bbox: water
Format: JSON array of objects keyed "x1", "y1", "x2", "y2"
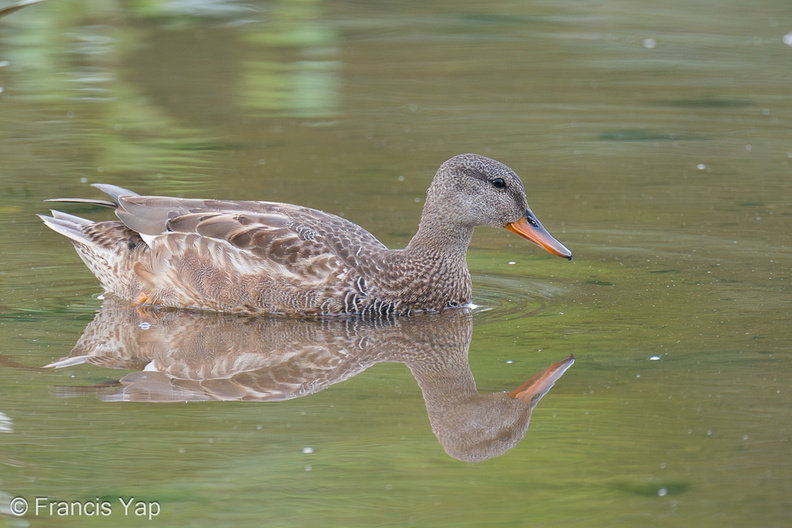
[{"x1": 1, "y1": 0, "x2": 790, "y2": 526}]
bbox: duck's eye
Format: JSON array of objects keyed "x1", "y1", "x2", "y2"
[{"x1": 491, "y1": 178, "x2": 506, "y2": 189}]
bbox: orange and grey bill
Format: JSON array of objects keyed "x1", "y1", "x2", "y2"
[
  {"x1": 508, "y1": 354, "x2": 575, "y2": 406},
  {"x1": 505, "y1": 210, "x2": 572, "y2": 260}
]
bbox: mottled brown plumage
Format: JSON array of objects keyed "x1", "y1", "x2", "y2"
[{"x1": 39, "y1": 154, "x2": 571, "y2": 316}]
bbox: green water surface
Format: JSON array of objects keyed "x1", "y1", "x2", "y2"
[{"x1": 0, "y1": 1, "x2": 790, "y2": 527}]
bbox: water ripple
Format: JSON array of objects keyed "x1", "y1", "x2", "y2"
[{"x1": 472, "y1": 274, "x2": 568, "y2": 324}]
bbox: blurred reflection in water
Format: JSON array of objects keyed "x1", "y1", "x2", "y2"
[{"x1": 46, "y1": 299, "x2": 573, "y2": 462}]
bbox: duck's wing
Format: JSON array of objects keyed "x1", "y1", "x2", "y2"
[
  {"x1": 115, "y1": 195, "x2": 387, "y2": 262},
  {"x1": 112, "y1": 195, "x2": 389, "y2": 313}
]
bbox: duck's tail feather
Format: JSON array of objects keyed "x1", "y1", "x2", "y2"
[
  {"x1": 38, "y1": 211, "x2": 95, "y2": 245},
  {"x1": 39, "y1": 209, "x2": 147, "y2": 300}
]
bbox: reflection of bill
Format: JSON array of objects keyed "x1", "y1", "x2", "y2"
[
  {"x1": 0, "y1": 0, "x2": 48, "y2": 21},
  {"x1": 46, "y1": 299, "x2": 574, "y2": 462}
]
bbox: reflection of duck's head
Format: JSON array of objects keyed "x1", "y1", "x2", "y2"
[
  {"x1": 411, "y1": 354, "x2": 574, "y2": 462},
  {"x1": 46, "y1": 300, "x2": 573, "y2": 461}
]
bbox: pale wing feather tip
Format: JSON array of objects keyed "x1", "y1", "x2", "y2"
[
  {"x1": 91, "y1": 183, "x2": 140, "y2": 202},
  {"x1": 43, "y1": 355, "x2": 92, "y2": 369},
  {"x1": 44, "y1": 197, "x2": 117, "y2": 208}
]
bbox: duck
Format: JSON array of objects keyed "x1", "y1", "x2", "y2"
[{"x1": 39, "y1": 153, "x2": 571, "y2": 316}]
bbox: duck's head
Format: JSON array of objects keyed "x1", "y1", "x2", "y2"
[{"x1": 429, "y1": 154, "x2": 572, "y2": 259}]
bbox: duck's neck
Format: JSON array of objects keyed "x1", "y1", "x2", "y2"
[
  {"x1": 405, "y1": 208, "x2": 474, "y2": 261},
  {"x1": 386, "y1": 209, "x2": 473, "y2": 310}
]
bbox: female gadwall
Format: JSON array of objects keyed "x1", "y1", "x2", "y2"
[{"x1": 40, "y1": 154, "x2": 571, "y2": 316}]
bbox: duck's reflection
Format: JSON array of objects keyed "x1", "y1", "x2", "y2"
[{"x1": 46, "y1": 300, "x2": 573, "y2": 462}]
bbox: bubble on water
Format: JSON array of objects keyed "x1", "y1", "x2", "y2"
[
  {"x1": 696, "y1": 163, "x2": 707, "y2": 170},
  {"x1": 783, "y1": 32, "x2": 792, "y2": 46},
  {"x1": 658, "y1": 488, "x2": 668, "y2": 497},
  {"x1": 302, "y1": 446, "x2": 314, "y2": 454},
  {"x1": 649, "y1": 355, "x2": 661, "y2": 361},
  {"x1": 643, "y1": 38, "x2": 656, "y2": 49}
]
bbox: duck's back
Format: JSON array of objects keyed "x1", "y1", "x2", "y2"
[{"x1": 113, "y1": 195, "x2": 400, "y2": 315}]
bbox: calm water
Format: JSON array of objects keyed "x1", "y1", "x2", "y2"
[{"x1": 1, "y1": 0, "x2": 790, "y2": 526}]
